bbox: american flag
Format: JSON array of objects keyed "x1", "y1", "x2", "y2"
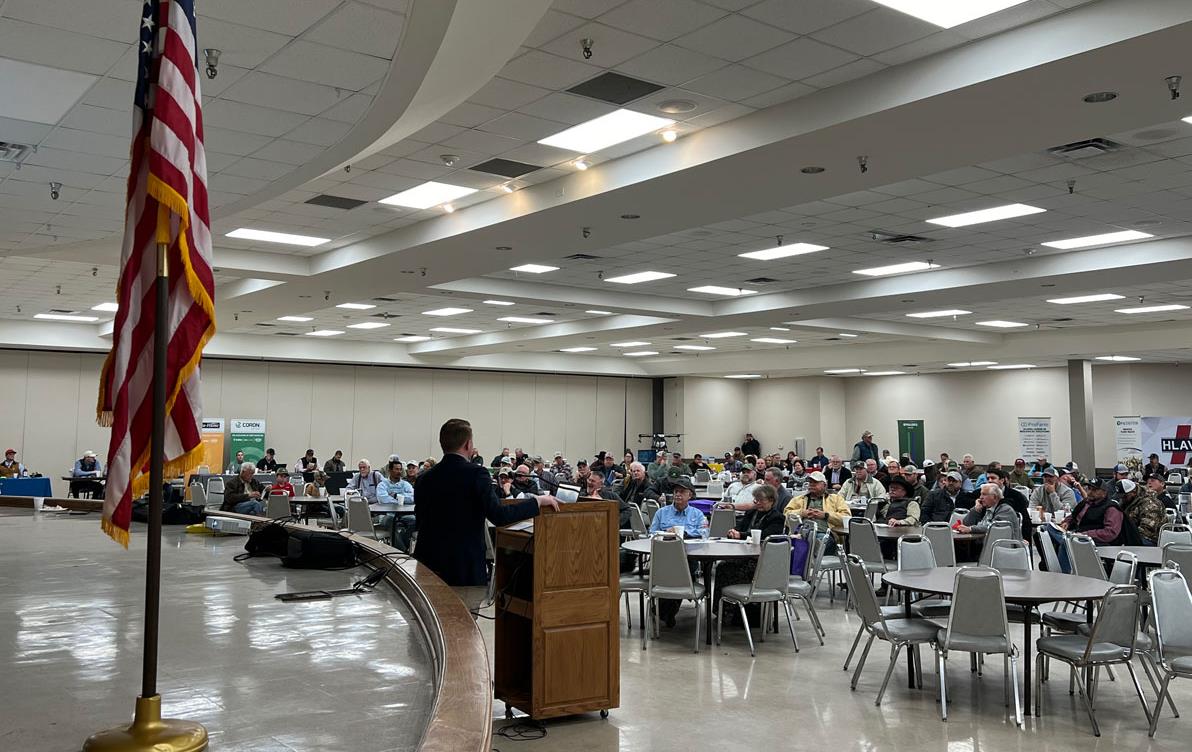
[{"x1": 98, "y1": 0, "x2": 215, "y2": 546}]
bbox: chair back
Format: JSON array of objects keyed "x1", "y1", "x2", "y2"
[
  {"x1": 265, "y1": 495, "x2": 290, "y2": 520},
  {"x1": 648, "y1": 535, "x2": 695, "y2": 597},
  {"x1": 709, "y1": 508, "x2": 735, "y2": 538},
  {"x1": 1107, "y1": 550, "x2": 1138, "y2": 585},
  {"x1": 190, "y1": 483, "x2": 208, "y2": 509},
  {"x1": 896, "y1": 534, "x2": 936, "y2": 570},
  {"x1": 694, "y1": 469, "x2": 711, "y2": 483},
  {"x1": 948, "y1": 509, "x2": 968, "y2": 526},
  {"x1": 629, "y1": 506, "x2": 649, "y2": 538},
  {"x1": 643, "y1": 500, "x2": 661, "y2": 524},
  {"x1": 843, "y1": 554, "x2": 886, "y2": 630},
  {"x1": 863, "y1": 499, "x2": 879, "y2": 521},
  {"x1": 803, "y1": 531, "x2": 826, "y2": 581},
  {"x1": 208, "y1": 476, "x2": 225, "y2": 493},
  {"x1": 1066, "y1": 533, "x2": 1106, "y2": 580},
  {"x1": 344, "y1": 497, "x2": 373, "y2": 533},
  {"x1": 1034, "y1": 525, "x2": 1062, "y2": 572},
  {"x1": 847, "y1": 517, "x2": 884, "y2": 566},
  {"x1": 751, "y1": 536, "x2": 792, "y2": 594},
  {"x1": 989, "y1": 539, "x2": 1032, "y2": 571},
  {"x1": 784, "y1": 512, "x2": 802, "y2": 534},
  {"x1": 1167, "y1": 472, "x2": 1184, "y2": 485},
  {"x1": 1149, "y1": 567, "x2": 1192, "y2": 660},
  {"x1": 705, "y1": 480, "x2": 724, "y2": 498},
  {"x1": 1161, "y1": 542, "x2": 1192, "y2": 573},
  {"x1": 943, "y1": 566, "x2": 1011, "y2": 651},
  {"x1": 922, "y1": 522, "x2": 956, "y2": 567},
  {"x1": 483, "y1": 521, "x2": 495, "y2": 562},
  {"x1": 978, "y1": 520, "x2": 1015, "y2": 566},
  {"x1": 1085, "y1": 585, "x2": 1141, "y2": 658},
  {"x1": 1158, "y1": 523, "x2": 1192, "y2": 549}
]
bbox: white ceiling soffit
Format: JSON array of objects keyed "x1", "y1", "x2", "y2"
[
  {"x1": 0, "y1": 57, "x2": 96, "y2": 124},
  {"x1": 232, "y1": 0, "x2": 1192, "y2": 322}
]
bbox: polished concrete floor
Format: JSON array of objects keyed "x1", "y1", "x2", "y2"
[{"x1": 0, "y1": 509, "x2": 433, "y2": 752}]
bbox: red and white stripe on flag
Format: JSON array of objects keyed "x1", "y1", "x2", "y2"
[{"x1": 99, "y1": 0, "x2": 215, "y2": 547}]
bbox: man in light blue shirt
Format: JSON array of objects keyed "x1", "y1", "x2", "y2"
[
  {"x1": 377, "y1": 461, "x2": 416, "y2": 552},
  {"x1": 648, "y1": 478, "x2": 708, "y2": 539}
]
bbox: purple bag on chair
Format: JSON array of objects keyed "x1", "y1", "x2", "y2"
[{"x1": 789, "y1": 535, "x2": 810, "y2": 577}]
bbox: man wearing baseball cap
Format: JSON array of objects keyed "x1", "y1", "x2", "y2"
[
  {"x1": 70, "y1": 449, "x2": 104, "y2": 498},
  {"x1": 1145, "y1": 473, "x2": 1176, "y2": 510},
  {"x1": 1050, "y1": 478, "x2": 1142, "y2": 570},
  {"x1": 0, "y1": 448, "x2": 26, "y2": 478},
  {"x1": 922, "y1": 470, "x2": 964, "y2": 523},
  {"x1": 841, "y1": 461, "x2": 884, "y2": 502},
  {"x1": 784, "y1": 470, "x2": 850, "y2": 554},
  {"x1": 1029, "y1": 467, "x2": 1075, "y2": 516},
  {"x1": 1118, "y1": 478, "x2": 1167, "y2": 545}
]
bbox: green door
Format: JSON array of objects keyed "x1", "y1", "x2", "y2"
[{"x1": 897, "y1": 419, "x2": 925, "y2": 466}]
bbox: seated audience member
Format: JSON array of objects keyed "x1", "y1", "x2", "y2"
[
  {"x1": 646, "y1": 452, "x2": 670, "y2": 484},
  {"x1": 495, "y1": 468, "x2": 516, "y2": 499},
  {"x1": 725, "y1": 464, "x2": 761, "y2": 510},
  {"x1": 808, "y1": 447, "x2": 829, "y2": 469},
  {"x1": 295, "y1": 449, "x2": 318, "y2": 475},
  {"x1": 922, "y1": 470, "x2": 964, "y2": 523},
  {"x1": 877, "y1": 477, "x2": 921, "y2": 527},
  {"x1": 221, "y1": 463, "x2": 266, "y2": 515},
  {"x1": 904, "y1": 465, "x2": 929, "y2": 504},
  {"x1": 649, "y1": 477, "x2": 707, "y2": 627},
  {"x1": 225, "y1": 450, "x2": 246, "y2": 474},
  {"x1": 549, "y1": 453, "x2": 572, "y2": 483},
  {"x1": 1059, "y1": 472, "x2": 1083, "y2": 504},
  {"x1": 982, "y1": 467, "x2": 1031, "y2": 539},
  {"x1": 823, "y1": 454, "x2": 851, "y2": 490},
  {"x1": 1048, "y1": 479, "x2": 1142, "y2": 570},
  {"x1": 741, "y1": 433, "x2": 761, "y2": 457},
  {"x1": 528, "y1": 456, "x2": 551, "y2": 489},
  {"x1": 1147, "y1": 473, "x2": 1176, "y2": 509},
  {"x1": 1111, "y1": 463, "x2": 1131, "y2": 486},
  {"x1": 1118, "y1": 479, "x2": 1167, "y2": 545},
  {"x1": 956, "y1": 483, "x2": 1021, "y2": 540},
  {"x1": 842, "y1": 462, "x2": 886, "y2": 502},
  {"x1": 584, "y1": 469, "x2": 622, "y2": 503},
  {"x1": 1028, "y1": 455, "x2": 1052, "y2": 478},
  {"x1": 939, "y1": 451, "x2": 951, "y2": 467},
  {"x1": 70, "y1": 450, "x2": 104, "y2": 498},
  {"x1": 323, "y1": 449, "x2": 346, "y2": 474},
  {"x1": 787, "y1": 459, "x2": 809, "y2": 485},
  {"x1": 959, "y1": 454, "x2": 980, "y2": 492},
  {"x1": 922, "y1": 459, "x2": 938, "y2": 490},
  {"x1": 620, "y1": 462, "x2": 660, "y2": 506},
  {"x1": 573, "y1": 459, "x2": 593, "y2": 487},
  {"x1": 405, "y1": 462, "x2": 420, "y2": 481},
  {"x1": 716, "y1": 484, "x2": 786, "y2": 624},
  {"x1": 763, "y1": 467, "x2": 793, "y2": 507},
  {"x1": 1143, "y1": 453, "x2": 1168, "y2": 481},
  {"x1": 784, "y1": 471, "x2": 849, "y2": 554},
  {"x1": 975, "y1": 460, "x2": 1002, "y2": 487},
  {"x1": 722, "y1": 451, "x2": 742, "y2": 473},
  {"x1": 490, "y1": 448, "x2": 511, "y2": 467},
  {"x1": 689, "y1": 453, "x2": 711, "y2": 473},
  {"x1": 269, "y1": 469, "x2": 295, "y2": 498},
  {"x1": 513, "y1": 448, "x2": 527, "y2": 466},
  {"x1": 599, "y1": 453, "x2": 621, "y2": 486},
  {"x1": 1008, "y1": 458, "x2": 1034, "y2": 489},
  {"x1": 875, "y1": 459, "x2": 897, "y2": 489},
  {"x1": 507, "y1": 464, "x2": 539, "y2": 496},
  {"x1": 256, "y1": 448, "x2": 279, "y2": 472},
  {"x1": 1030, "y1": 467, "x2": 1075, "y2": 516},
  {"x1": 302, "y1": 470, "x2": 327, "y2": 497},
  {"x1": 378, "y1": 461, "x2": 414, "y2": 503},
  {"x1": 346, "y1": 459, "x2": 383, "y2": 502}
]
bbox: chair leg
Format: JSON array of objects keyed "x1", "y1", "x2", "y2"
[
  {"x1": 1124, "y1": 661, "x2": 1151, "y2": 724},
  {"x1": 693, "y1": 598, "x2": 702, "y2": 654},
  {"x1": 1075, "y1": 665, "x2": 1101, "y2": 737},
  {"x1": 782, "y1": 599, "x2": 799, "y2": 653},
  {"x1": 624, "y1": 592, "x2": 632, "y2": 633},
  {"x1": 843, "y1": 622, "x2": 865, "y2": 670},
  {"x1": 1009, "y1": 651, "x2": 1023, "y2": 727},
  {"x1": 759, "y1": 603, "x2": 767, "y2": 642},
  {"x1": 851, "y1": 634, "x2": 875, "y2": 690},
  {"x1": 802, "y1": 598, "x2": 825, "y2": 645},
  {"x1": 641, "y1": 598, "x2": 650, "y2": 651},
  {"x1": 1003, "y1": 654, "x2": 1010, "y2": 708},
  {"x1": 1034, "y1": 652, "x2": 1044, "y2": 718},
  {"x1": 1141, "y1": 652, "x2": 1180, "y2": 718},
  {"x1": 715, "y1": 599, "x2": 724, "y2": 646},
  {"x1": 939, "y1": 650, "x2": 948, "y2": 721},
  {"x1": 1150, "y1": 674, "x2": 1174, "y2": 737},
  {"x1": 876, "y1": 643, "x2": 904, "y2": 706},
  {"x1": 738, "y1": 602, "x2": 755, "y2": 657}
]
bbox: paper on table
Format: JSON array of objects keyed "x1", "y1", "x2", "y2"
[{"x1": 506, "y1": 520, "x2": 534, "y2": 533}]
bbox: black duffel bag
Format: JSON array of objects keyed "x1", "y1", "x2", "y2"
[{"x1": 283, "y1": 527, "x2": 356, "y2": 569}]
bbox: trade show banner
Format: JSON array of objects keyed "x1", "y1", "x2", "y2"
[
  {"x1": 198, "y1": 418, "x2": 225, "y2": 471},
  {"x1": 1017, "y1": 417, "x2": 1052, "y2": 459},
  {"x1": 1114, "y1": 416, "x2": 1142, "y2": 461},
  {"x1": 897, "y1": 419, "x2": 925, "y2": 465},
  {"x1": 229, "y1": 419, "x2": 266, "y2": 464},
  {"x1": 1140, "y1": 416, "x2": 1192, "y2": 467}
]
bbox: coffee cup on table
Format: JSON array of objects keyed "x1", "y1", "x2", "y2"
[
  {"x1": 672, "y1": 525, "x2": 685, "y2": 539},
  {"x1": 33, "y1": 497, "x2": 44, "y2": 512},
  {"x1": 749, "y1": 529, "x2": 762, "y2": 545}
]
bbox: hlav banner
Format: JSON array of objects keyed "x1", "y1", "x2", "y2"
[{"x1": 1139, "y1": 417, "x2": 1192, "y2": 467}]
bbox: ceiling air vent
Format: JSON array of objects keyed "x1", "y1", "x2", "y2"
[
  {"x1": 47, "y1": 308, "x2": 79, "y2": 315},
  {"x1": 1046, "y1": 138, "x2": 1124, "y2": 160},
  {"x1": 370, "y1": 312, "x2": 398, "y2": 318},
  {"x1": 255, "y1": 322, "x2": 276, "y2": 327},
  {"x1": 670, "y1": 337, "x2": 694, "y2": 341},
  {"x1": 568, "y1": 72, "x2": 664, "y2": 105},
  {"x1": 869, "y1": 230, "x2": 934, "y2": 244},
  {"x1": 469, "y1": 158, "x2": 542, "y2": 178},
  {"x1": 746, "y1": 276, "x2": 778, "y2": 284},
  {"x1": 305, "y1": 194, "x2": 367, "y2": 210},
  {"x1": 371, "y1": 296, "x2": 399, "y2": 302},
  {"x1": 275, "y1": 331, "x2": 300, "y2": 336},
  {"x1": 564, "y1": 253, "x2": 601, "y2": 260},
  {"x1": 0, "y1": 141, "x2": 35, "y2": 166}
]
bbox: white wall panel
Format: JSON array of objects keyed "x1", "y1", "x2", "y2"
[
  {"x1": 264, "y1": 362, "x2": 315, "y2": 466},
  {"x1": 394, "y1": 369, "x2": 433, "y2": 462},
  {"x1": 309, "y1": 364, "x2": 357, "y2": 464},
  {"x1": 465, "y1": 372, "x2": 503, "y2": 463},
  {"x1": 353, "y1": 366, "x2": 397, "y2": 467},
  {"x1": 499, "y1": 373, "x2": 536, "y2": 454},
  {"x1": 624, "y1": 378, "x2": 654, "y2": 457},
  {"x1": 532, "y1": 375, "x2": 567, "y2": 462},
  {"x1": 595, "y1": 377, "x2": 628, "y2": 457},
  {"x1": 563, "y1": 375, "x2": 596, "y2": 462}
]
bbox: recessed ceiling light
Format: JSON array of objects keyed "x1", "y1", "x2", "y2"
[
  {"x1": 1183, "y1": 116, "x2": 1192, "y2": 125},
  {"x1": 34, "y1": 313, "x2": 98, "y2": 322},
  {"x1": 585, "y1": 309, "x2": 612, "y2": 315},
  {"x1": 658, "y1": 99, "x2": 697, "y2": 114},
  {"x1": 853, "y1": 261, "x2": 939, "y2": 276},
  {"x1": 573, "y1": 158, "x2": 590, "y2": 170},
  {"x1": 347, "y1": 322, "x2": 390, "y2": 329},
  {"x1": 871, "y1": 1, "x2": 1030, "y2": 28},
  {"x1": 1115, "y1": 304, "x2": 1189, "y2": 314},
  {"x1": 1041, "y1": 230, "x2": 1153, "y2": 249},
  {"x1": 660, "y1": 129, "x2": 678, "y2": 143},
  {"x1": 688, "y1": 285, "x2": 758, "y2": 296},
  {"x1": 277, "y1": 315, "x2": 313, "y2": 322},
  {"x1": 423, "y1": 307, "x2": 473, "y2": 316},
  {"x1": 500, "y1": 184, "x2": 515, "y2": 194},
  {"x1": 395, "y1": 335, "x2": 431, "y2": 342},
  {"x1": 1047, "y1": 293, "x2": 1124, "y2": 305},
  {"x1": 560, "y1": 346, "x2": 597, "y2": 353},
  {"x1": 800, "y1": 166, "x2": 825, "y2": 174},
  {"x1": 336, "y1": 302, "x2": 376, "y2": 310},
  {"x1": 225, "y1": 228, "x2": 329, "y2": 247},
  {"x1": 769, "y1": 326, "x2": 791, "y2": 331},
  {"x1": 429, "y1": 327, "x2": 482, "y2": 334},
  {"x1": 987, "y1": 364, "x2": 1036, "y2": 370},
  {"x1": 751, "y1": 337, "x2": 796, "y2": 344},
  {"x1": 483, "y1": 300, "x2": 515, "y2": 306},
  {"x1": 837, "y1": 333, "x2": 859, "y2": 338},
  {"x1": 305, "y1": 330, "x2": 344, "y2": 337},
  {"x1": 906, "y1": 309, "x2": 971, "y2": 318},
  {"x1": 442, "y1": 203, "x2": 455, "y2": 213},
  {"x1": 724, "y1": 374, "x2": 762, "y2": 379},
  {"x1": 1083, "y1": 91, "x2": 1118, "y2": 103},
  {"x1": 379, "y1": 181, "x2": 477, "y2": 209},
  {"x1": 926, "y1": 203, "x2": 1045, "y2": 228},
  {"x1": 91, "y1": 302, "x2": 119, "y2": 312},
  {"x1": 495, "y1": 246, "x2": 513, "y2": 251},
  {"x1": 738, "y1": 242, "x2": 829, "y2": 261},
  {"x1": 1095, "y1": 355, "x2": 1141, "y2": 362},
  {"x1": 510, "y1": 263, "x2": 559, "y2": 274},
  {"x1": 825, "y1": 368, "x2": 864, "y2": 374},
  {"x1": 623, "y1": 350, "x2": 658, "y2": 357},
  {"x1": 864, "y1": 371, "x2": 907, "y2": 376},
  {"x1": 700, "y1": 331, "x2": 748, "y2": 339},
  {"x1": 539, "y1": 108, "x2": 676, "y2": 153},
  {"x1": 674, "y1": 345, "x2": 715, "y2": 351},
  {"x1": 620, "y1": 213, "x2": 641, "y2": 220},
  {"x1": 605, "y1": 271, "x2": 675, "y2": 284},
  {"x1": 499, "y1": 316, "x2": 554, "y2": 324},
  {"x1": 947, "y1": 361, "x2": 998, "y2": 367},
  {"x1": 611, "y1": 341, "x2": 651, "y2": 347},
  {"x1": 976, "y1": 320, "x2": 1029, "y2": 328}
]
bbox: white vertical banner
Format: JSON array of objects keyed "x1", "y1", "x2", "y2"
[
  {"x1": 1114, "y1": 416, "x2": 1142, "y2": 461},
  {"x1": 1017, "y1": 417, "x2": 1052, "y2": 459}
]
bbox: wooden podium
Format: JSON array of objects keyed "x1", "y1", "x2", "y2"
[{"x1": 493, "y1": 499, "x2": 620, "y2": 720}]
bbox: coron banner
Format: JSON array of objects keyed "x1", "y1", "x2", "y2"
[
  {"x1": 1139, "y1": 417, "x2": 1192, "y2": 467},
  {"x1": 229, "y1": 419, "x2": 266, "y2": 464}
]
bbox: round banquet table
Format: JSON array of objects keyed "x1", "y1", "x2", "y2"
[
  {"x1": 1096, "y1": 545, "x2": 1164, "y2": 568},
  {"x1": 622, "y1": 537, "x2": 760, "y2": 644},
  {"x1": 835, "y1": 523, "x2": 985, "y2": 541},
  {"x1": 883, "y1": 567, "x2": 1112, "y2": 708}
]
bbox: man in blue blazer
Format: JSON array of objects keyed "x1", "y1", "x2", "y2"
[{"x1": 414, "y1": 418, "x2": 558, "y2": 588}]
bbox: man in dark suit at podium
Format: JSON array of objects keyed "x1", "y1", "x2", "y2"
[{"x1": 414, "y1": 418, "x2": 559, "y2": 601}]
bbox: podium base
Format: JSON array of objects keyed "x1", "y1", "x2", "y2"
[{"x1": 83, "y1": 695, "x2": 208, "y2": 752}]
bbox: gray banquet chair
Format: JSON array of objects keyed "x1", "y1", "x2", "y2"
[
  {"x1": 978, "y1": 520, "x2": 1015, "y2": 566},
  {"x1": 709, "y1": 508, "x2": 735, "y2": 538},
  {"x1": 787, "y1": 531, "x2": 825, "y2": 646},
  {"x1": 922, "y1": 521, "x2": 956, "y2": 567},
  {"x1": 1158, "y1": 523, "x2": 1192, "y2": 549},
  {"x1": 644, "y1": 535, "x2": 705, "y2": 653},
  {"x1": 1147, "y1": 567, "x2": 1192, "y2": 737},
  {"x1": 988, "y1": 539, "x2": 1032, "y2": 572},
  {"x1": 717, "y1": 536, "x2": 797, "y2": 656},
  {"x1": 1161, "y1": 542, "x2": 1192, "y2": 573}
]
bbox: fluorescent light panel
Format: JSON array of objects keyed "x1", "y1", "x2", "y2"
[
  {"x1": 347, "y1": 322, "x2": 389, "y2": 329},
  {"x1": 422, "y1": 307, "x2": 473, "y2": 316},
  {"x1": 976, "y1": 320, "x2": 1028, "y2": 328},
  {"x1": 336, "y1": 302, "x2": 375, "y2": 310},
  {"x1": 864, "y1": 371, "x2": 906, "y2": 376},
  {"x1": 906, "y1": 309, "x2": 970, "y2": 318},
  {"x1": 947, "y1": 361, "x2": 998, "y2": 367},
  {"x1": 483, "y1": 300, "x2": 515, "y2": 306},
  {"x1": 510, "y1": 264, "x2": 558, "y2": 274},
  {"x1": 395, "y1": 335, "x2": 430, "y2": 342},
  {"x1": 872, "y1": 1, "x2": 1031, "y2": 29},
  {"x1": 1041, "y1": 230, "x2": 1152, "y2": 250},
  {"x1": 305, "y1": 330, "x2": 343, "y2": 337},
  {"x1": 538, "y1": 109, "x2": 675, "y2": 153},
  {"x1": 379, "y1": 181, "x2": 476, "y2": 209},
  {"x1": 853, "y1": 261, "x2": 939, "y2": 277},
  {"x1": 623, "y1": 350, "x2": 658, "y2": 357},
  {"x1": 1096, "y1": 355, "x2": 1141, "y2": 362},
  {"x1": 738, "y1": 242, "x2": 828, "y2": 261},
  {"x1": 674, "y1": 345, "x2": 715, "y2": 351},
  {"x1": 610, "y1": 341, "x2": 650, "y2": 347},
  {"x1": 34, "y1": 313, "x2": 97, "y2": 322},
  {"x1": 688, "y1": 286, "x2": 757, "y2": 296},
  {"x1": 226, "y1": 228, "x2": 329, "y2": 246},
  {"x1": 837, "y1": 333, "x2": 859, "y2": 338},
  {"x1": 91, "y1": 302, "x2": 119, "y2": 312},
  {"x1": 499, "y1": 316, "x2": 554, "y2": 324},
  {"x1": 605, "y1": 271, "x2": 675, "y2": 284},
  {"x1": 751, "y1": 337, "x2": 795, "y2": 344},
  {"x1": 988, "y1": 364, "x2": 1036, "y2": 370},
  {"x1": 724, "y1": 374, "x2": 762, "y2": 379},
  {"x1": 770, "y1": 327, "x2": 791, "y2": 331},
  {"x1": 277, "y1": 315, "x2": 313, "y2": 322},
  {"x1": 927, "y1": 203, "x2": 1044, "y2": 227},
  {"x1": 699, "y1": 331, "x2": 748, "y2": 339},
  {"x1": 825, "y1": 368, "x2": 864, "y2": 374},
  {"x1": 1115, "y1": 304, "x2": 1189, "y2": 314},
  {"x1": 429, "y1": 327, "x2": 482, "y2": 334},
  {"x1": 585, "y1": 309, "x2": 611, "y2": 315},
  {"x1": 559, "y1": 346, "x2": 597, "y2": 353},
  {"x1": 1047, "y1": 293, "x2": 1124, "y2": 305}
]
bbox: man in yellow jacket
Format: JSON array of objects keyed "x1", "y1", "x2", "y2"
[{"x1": 784, "y1": 471, "x2": 851, "y2": 554}]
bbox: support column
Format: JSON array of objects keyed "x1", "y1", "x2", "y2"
[
  {"x1": 652, "y1": 378, "x2": 664, "y2": 435},
  {"x1": 1068, "y1": 359, "x2": 1095, "y2": 472}
]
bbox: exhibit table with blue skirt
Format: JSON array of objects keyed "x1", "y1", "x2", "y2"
[{"x1": 0, "y1": 477, "x2": 54, "y2": 497}]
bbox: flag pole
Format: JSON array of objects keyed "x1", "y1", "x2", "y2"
[{"x1": 83, "y1": 244, "x2": 208, "y2": 752}]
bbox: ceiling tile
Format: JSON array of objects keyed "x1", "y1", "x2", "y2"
[
  {"x1": 321, "y1": 93, "x2": 374, "y2": 124},
  {"x1": 950, "y1": 0, "x2": 1062, "y2": 39},
  {"x1": 499, "y1": 142, "x2": 578, "y2": 168},
  {"x1": 478, "y1": 112, "x2": 569, "y2": 141},
  {"x1": 199, "y1": 0, "x2": 340, "y2": 36},
  {"x1": 57, "y1": 103, "x2": 130, "y2": 137},
  {"x1": 627, "y1": 87, "x2": 731, "y2": 120},
  {"x1": 672, "y1": 13, "x2": 795, "y2": 63},
  {"x1": 440, "y1": 102, "x2": 507, "y2": 128},
  {"x1": 261, "y1": 40, "x2": 390, "y2": 90},
  {"x1": 192, "y1": 17, "x2": 293, "y2": 68},
  {"x1": 500, "y1": 50, "x2": 603, "y2": 90},
  {"x1": 616, "y1": 44, "x2": 727, "y2": 87},
  {"x1": 252, "y1": 139, "x2": 324, "y2": 165},
  {"x1": 683, "y1": 64, "x2": 788, "y2": 102},
  {"x1": 40, "y1": 128, "x2": 129, "y2": 159},
  {"x1": 0, "y1": 18, "x2": 128, "y2": 74},
  {"x1": 304, "y1": 2, "x2": 405, "y2": 58},
  {"x1": 540, "y1": 22, "x2": 658, "y2": 67},
  {"x1": 811, "y1": 8, "x2": 937, "y2": 57},
  {"x1": 801, "y1": 58, "x2": 886, "y2": 89},
  {"x1": 871, "y1": 30, "x2": 968, "y2": 66},
  {"x1": 468, "y1": 77, "x2": 551, "y2": 110},
  {"x1": 742, "y1": 0, "x2": 872, "y2": 34},
  {"x1": 221, "y1": 157, "x2": 294, "y2": 181},
  {"x1": 518, "y1": 92, "x2": 618, "y2": 125},
  {"x1": 200, "y1": 127, "x2": 274, "y2": 156},
  {"x1": 740, "y1": 81, "x2": 817, "y2": 109},
  {"x1": 1, "y1": 0, "x2": 137, "y2": 42},
  {"x1": 549, "y1": 0, "x2": 628, "y2": 18},
  {"x1": 205, "y1": 99, "x2": 310, "y2": 138},
  {"x1": 524, "y1": 9, "x2": 587, "y2": 47},
  {"x1": 600, "y1": 0, "x2": 727, "y2": 40},
  {"x1": 222, "y1": 71, "x2": 348, "y2": 117},
  {"x1": 744, "y1": 37, "x2": 857, "y2": 80},
  {"x1": 285, "y1": 117, "x2": 352, "y2": 146},
  {"x1": 441, "y1": 128, "x2": 524, "y2": 155},
  {"x1": 0, "y1": 115, "x2": 53, "y2": 143}
]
